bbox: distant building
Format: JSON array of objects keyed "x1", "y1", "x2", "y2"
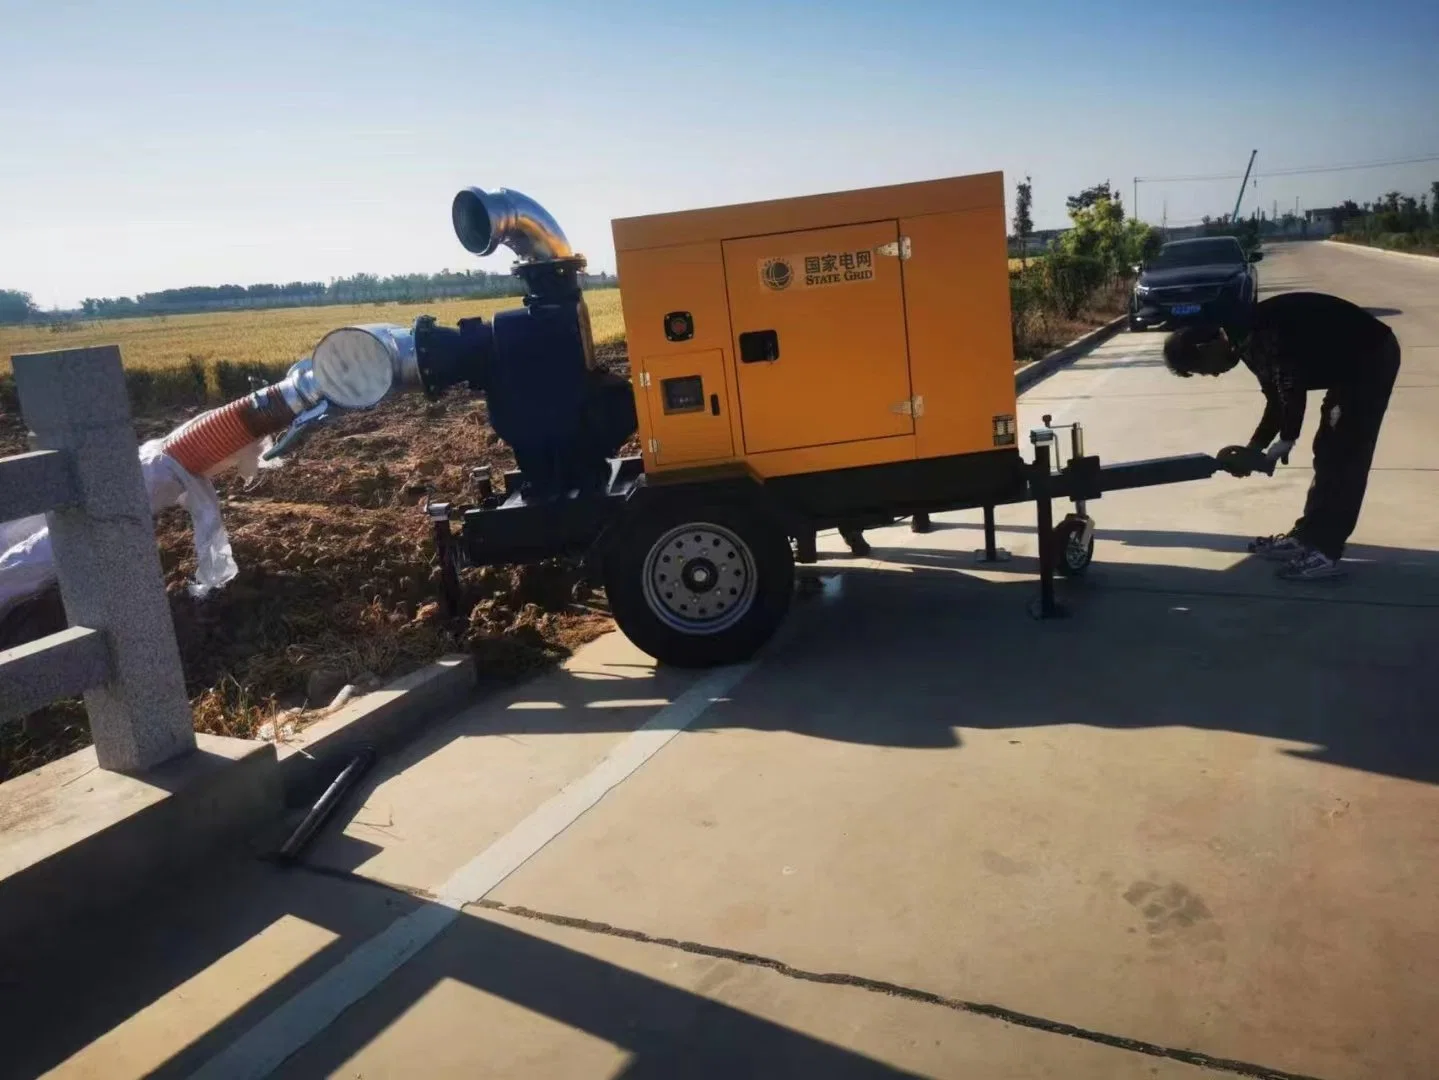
[{"x1": 1302, "y1": 208, "x2": 1344, "y2": 236}]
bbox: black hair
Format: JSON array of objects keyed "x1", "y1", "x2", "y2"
[{"x1": 1162, "y1": 323, "x2": 1227, "y2": 377}]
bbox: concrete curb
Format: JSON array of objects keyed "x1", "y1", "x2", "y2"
[
  {"x1": 0, "y1": 733, "x2": 278, "y2": 948},
  {"x1": 1322, "y1": 239, "x2": 1439, "y2": 267},
  {"x1": 275, "y1": 653, "x2": 478, "y2": 803},
  {"x1": 1014, "y1": 313, "x2": 1130, "y2": 394}
]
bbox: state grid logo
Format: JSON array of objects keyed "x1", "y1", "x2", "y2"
[{"x1": 759, "y1": 257, "x2": 793, "y2": 291}]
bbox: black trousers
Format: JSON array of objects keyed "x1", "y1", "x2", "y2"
[{"x1": 1293, "y1": 333, "x2": 1400, "y2": 559}]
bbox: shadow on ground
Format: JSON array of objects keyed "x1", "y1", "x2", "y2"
[
  {"x1": 0, "y1": 855, "x2": 925, "y2": 1080},
  {"x1": 344, "y1": 521, "x2": 1439, "y2": 784},
  {"x1": 327, "y1": 522, "x2": 1436, "y2": 800}
]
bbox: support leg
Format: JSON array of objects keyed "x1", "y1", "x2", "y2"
[
  {"x1": 794, "y1": 530, "x2": 818, "y2": 564},
  {"x1": 973, "y1": 504, "x2": 1012, "y2": 562},
  {"x1": 429, "y1": 505, "x2": 462, "y2": 618},
  {"x1": 1028, "y1": 446, "x2": 1067, "y2": 619}
]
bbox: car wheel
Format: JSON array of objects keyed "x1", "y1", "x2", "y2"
[{"x1": 604, "y1": 494, "x2": 794, "y2": 668}]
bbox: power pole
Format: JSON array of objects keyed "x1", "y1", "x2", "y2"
[
  {"x1": 1134, "y1": 177, "x2": 1139, "y2": 223},
  {"x1": 1231, "y1": 149, "x2": 1258, "y2": 223}
]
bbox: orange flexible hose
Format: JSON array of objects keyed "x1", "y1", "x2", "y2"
[{"x1": 162, "y1": 386, "x2": 295, "y2": 476}]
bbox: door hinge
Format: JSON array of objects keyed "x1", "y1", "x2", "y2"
[
  {"x1": 638, "y1": 372, "x2": 652, "y2": 388},
  {"x1": 647, "y1": 438, "x2": 660, "y2": 454},
  {"x1": 877, "y1": 237, "x2": 912, "y2": 260},
  {"x1": 891, "y1": 395, "x2": 924, "y2": 417}
]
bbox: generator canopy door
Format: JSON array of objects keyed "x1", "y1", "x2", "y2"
[
  {"x1": 722, "y1": 220, "x2": 914, "y2": 455},
  {"x1": 637, "y1": 349, "x2": 735, "y2": 466}
]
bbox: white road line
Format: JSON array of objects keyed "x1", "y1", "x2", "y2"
[{"x1": 189, "y1": 660, "x2": 762, "y2": 1080}]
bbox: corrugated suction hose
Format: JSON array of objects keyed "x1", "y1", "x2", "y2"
[{"x1": 162, "y1": 386, "x2": 296, "y2": 477}]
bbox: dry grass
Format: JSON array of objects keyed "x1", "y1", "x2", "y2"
[{"x1": 0, "y1": 289, "x2": 625, "y2": 377}]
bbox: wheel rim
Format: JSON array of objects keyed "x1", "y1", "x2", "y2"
[
  {"x1": 641, "y1": 522, "x2": 758, "y2": 634},
  {"x1": 1064, "y1": 530, "x2": 1091, "y2": 569}
]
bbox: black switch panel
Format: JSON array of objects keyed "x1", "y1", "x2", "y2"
[
  {"x1": 739, "y1": 329, "x2": 779, "y2": 363},
  {"x1": 661, "y1": 375, "x2": 705, "y2": 414},
  {"x1": 664, "y1": 311, "x2": 694, "y2": 342}
]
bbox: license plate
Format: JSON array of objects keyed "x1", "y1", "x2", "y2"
[{"x1": 1171, "y1": 303, "x2": 1202, "y2": 316}]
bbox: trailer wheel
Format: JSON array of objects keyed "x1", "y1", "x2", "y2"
[
  {"x1": 1052, "y1": 516, "x2": 1095, "y2": 577},
  {"x1": 604, "y1": 497, "x2": 794, "y2": 668}
]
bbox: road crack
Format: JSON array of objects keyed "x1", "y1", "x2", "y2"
[{"x1": 474, "y1": 898, "x2": 1328, "y2": 1080}]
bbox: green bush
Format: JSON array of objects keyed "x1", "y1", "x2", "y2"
[
  {"x1": 1008, "y1": 269, "x2": 1045, "y2": 355},
  {"x1": 1041, "y1": 255, "x2": 1109, "y2": 318}
]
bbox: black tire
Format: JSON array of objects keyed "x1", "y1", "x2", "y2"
[
  {"x1": 910, "y1": 513, "x2": 932, "y2": 534},
  {"x1": 603, "y1": 494, "x2": 794, "y2": 668},
  {"x1": 1052, "y1": 516, "x2": 1095, "y2": 577}
]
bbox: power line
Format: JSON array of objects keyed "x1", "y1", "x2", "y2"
[{"x1": 1136, "y1": 152, "x2": 1439, "y2": 184}]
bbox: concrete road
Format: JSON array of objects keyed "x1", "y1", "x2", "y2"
[{"x1": 7, "y1": 241, "x2": 1437, "y2": 1080}]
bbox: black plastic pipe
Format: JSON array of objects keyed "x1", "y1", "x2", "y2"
[{"x1": 276, "y1": 747, "x2": 376, "y2": 864}]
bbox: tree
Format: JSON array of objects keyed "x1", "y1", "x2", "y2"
[
  {"x1": 1065, "y1": 181, "x2": 1126, "y2": 221},
  {"x1": 1057, "y1": 188, "x2": 1154, "y2": 274},
  {"x1": 1432, "y1": 181, "x2": 1439, "y2": 226},
  {"x1": 0, "y1": 289, "x2": 37, "y2": 325},
  {"x1": 1013, "y1": 175, "x2": 1034, "y2": 268}
]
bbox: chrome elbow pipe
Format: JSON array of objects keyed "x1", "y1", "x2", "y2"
[{"x1": 451, "y1": 187, "x2": 575, "y2": 262}]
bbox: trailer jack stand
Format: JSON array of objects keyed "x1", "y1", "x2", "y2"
[
  {"x1": 973, "y1": 505, "x2": 1012, "y2": 564},
  {"x1": 1028, "y1": 441, "x2": 1070, "y2": 620},
  {"x1": 428, "y1": 501, "x2": 464, "y2": 619}
]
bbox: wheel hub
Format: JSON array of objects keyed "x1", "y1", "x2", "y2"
[
  {"x1": 681, "y1": 557, "x2": 719, "y2": 593},
  {"x1": 642, "y1": 523, "x2": 758, "y2": 634}
]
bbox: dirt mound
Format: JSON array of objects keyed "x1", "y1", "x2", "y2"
[{"x1": 217, "y1": 392, "x2": 514, "y2": 509}]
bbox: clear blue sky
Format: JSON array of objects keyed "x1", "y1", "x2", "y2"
[{"x1": 3, "y1": 0, "x2": 1437, "y2": 308}]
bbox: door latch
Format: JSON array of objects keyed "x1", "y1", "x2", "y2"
[
  {"x1": 891, "y1": 395, "x2": 924, "y2": 417},
  {"x1": 876, "y1": 237, "x2": 912, "y2": 260}
]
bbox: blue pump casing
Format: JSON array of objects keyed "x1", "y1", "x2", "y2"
[{"x1": 414, "y1": 259, "x2": 637, "y2": 499}]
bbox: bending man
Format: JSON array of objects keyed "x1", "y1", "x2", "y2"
[{"x1": 1162, "y1": 291, "x2": 1400, "y2": 580}]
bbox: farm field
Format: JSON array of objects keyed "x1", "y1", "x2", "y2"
[{"x1": 0, "y1": 289, "x2": 626, "y2": 377}]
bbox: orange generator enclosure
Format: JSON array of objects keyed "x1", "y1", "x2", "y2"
[{"x1": 612, "y1": 171, "x2": 1018, "y2": 482}]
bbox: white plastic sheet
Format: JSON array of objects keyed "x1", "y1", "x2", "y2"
[
  {"x1": 139, "y1": 439, "x2": 239, "y2": 598},
  {"x1": 0, "y1": 440, "x2": 246, "y2": 618},
  {"x1": 0, "y1": 515, "x2": 53, "y2": 618}
]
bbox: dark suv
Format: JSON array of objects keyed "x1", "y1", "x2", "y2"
[{"x1": 1129, "y1": 236, "x2": 1261, "y2": 331}]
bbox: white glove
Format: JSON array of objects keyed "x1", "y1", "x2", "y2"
[{"x1": 1265, "y1": 439, "x2": 1295, "y2": 467}]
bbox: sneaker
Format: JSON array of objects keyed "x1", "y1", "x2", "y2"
[
  {"x1": 1247, "y1": 532, "x2": 1307, "y2": 561},
  {"x1": 1277, "y1": 551, "x2": 1345, "y2": 581}
]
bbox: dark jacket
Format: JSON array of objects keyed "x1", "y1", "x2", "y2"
[{"x1": 1233, "y1": 292, "x2": 1395, "y2": 449}]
